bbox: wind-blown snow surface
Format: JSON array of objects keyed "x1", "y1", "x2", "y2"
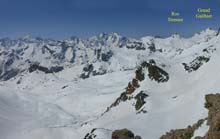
[{"x1": 0, "y1": 28, "x2": 220, "y2": 139}]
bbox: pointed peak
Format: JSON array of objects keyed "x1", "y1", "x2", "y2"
[
  {"x1": 199, "y1": 27, "x2": 216, "y2": 35},
  {"x1": 170, "y1": 33, "x2": 181, "y2": 39},
  {"x1": 97, "y1": 32, "x2": 120, "y2": 38}
]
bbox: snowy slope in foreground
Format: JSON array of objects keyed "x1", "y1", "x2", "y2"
[{"x1": 0, "y1": 28, "x2": 220, "y2": 139}]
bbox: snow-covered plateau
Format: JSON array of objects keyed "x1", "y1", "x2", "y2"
[{"x1": 0, "y1": 28, "x2": 220, "y2": 139}]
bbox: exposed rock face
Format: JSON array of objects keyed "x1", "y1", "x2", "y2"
[
  {"x1": 112, "y1": 129, "x2": 142, "y2": 139},
  {"x1": 160, "y1": 93, "x2": 220, "y2": 139},
  {"x1": 104, "y1": 64, "x2": 143, "y2": 113},
  {"x1": 84, "y1": 128, "x2": 143, "y2": 139},
  {"x1": 101, "y1": 50, "x2": 113, "y2": 62},
  {"x1": 0, "y1": 33, "x2": 151, "y2": 81},
  {"x1": 135, "y1": 67, "x2": 145, "y2": 81},
  {"x1": 92, "y1": 69, "x2": 107, "y2": 76},
  {"x1": 142, "y1": 60, "x2": 169, "y2": 83},
  {"x1": 160, "y1": 119, "x2": 206, "y2": 139},
  {"x1": 94, "y1": 49, "x2": 101, "y2": 60},
  {"x1": 183, "y1": 56, "x2": 210, "y2": 73},
  {"x1": 203, "y1": 94, "x2": 220, "y2": 139},
  {"x1": 125, "y1": 41, "x2": 145, "y2": 50},
  {"x1": 183, "y1": 45, "x2": 216, "y2": 73},
  {"x1": 29, "y1": 63, "x2": 63, "y2": 74},
  {"x1": 0, "y1": 69, "x2": 19, "y2": 81},
  {"x1": 148, "y1": 43, "x2": 156, "y2": 53},
  {"x1": 104, "y1": 60, "x2": 168, "y2": 114},
  {"x1": 216, "y1": 28, "x2": 220, "y2": 36},
  {"x1": 80, "y1": 64, "x2": 94, "y2": 79},
  {"x1": 147, "y1": 60, "x2": 169, "y2": 83},
  {"x1": 83, "y1": 128, "x2": 112, "y2": 139},
  {"x1": 134, "y1": 91, "x2": 149, "y2": 111},
  {"x1": 80, "y1": 64, "x2": 107, "y2": 79},
  {"x1": 42, "y1": 45, "x2": 55, "y2": 54},
  {"x1": 84, "y1": 128, "x2": 97, "y2": 139}
]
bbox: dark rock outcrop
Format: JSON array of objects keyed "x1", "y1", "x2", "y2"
[
  {"x1": 104, "y1": 60, "x2": 168, "y2": 114},
  {"x1": 84, "y1": 128, "x2": 97, "y2": 139},
  {"x1": 139, "y1": 60, "x2": 169, "y2": 83},
  {"x1": 134, "y1": 91, "x2": 149, "y2": 111},
  {"x1": 105, "y1": 66, "x2": 143, "y2": 113},
  {"x1": 203, "y1": 94, "x2": 220, "y2": 139},
  {"x1": 80, "y1": 64, "x2": 108, "y2": 79},
  {"x1": 84, "y1": 128, "x2": 112, "y2": 139},
  {"x1": 160, "y1": 93, "x2": 220, "y2": 139},
  {"x1": 42, "y1": 45, "x2": 55, "y2": 54},
  {"x1": 148, "y1": 43, "x2": 156, "y2": 53},
  {"x1": 147, "y1": 60, "x2": 169, "y2": 83},
  {"x1": 101, "y1": 50, "x2": 113, "y2": 62},
  {"x1": 183, "y1": 45, "x2": 215, "y2": 73},
  {"x1": 95, "y1": 49, "x2": 101, "y2": 60},
  {"x1": 0, "y1": 69, "x2": 19, "y2": 81},
  {"x1": 112, "y1": 129, "x2": 142, "y2": 139},
  {"x1": 80, "y1": 64, "x2": 94, "y2": 79},
  {"x1": 135, "y1": 67, "x2": 145, "y2": 81},
  {"x1": 92, "y1": 69, "x2": 107, "y2": 76},
  {"x1": 216, "y1": 28, "x2": 220, "y2": 36},
  {"x1": 29, "y1": 64, "x2": 63, "y2": 74},
  {"x1": 183, "y1": 56, "x2": 210, "y2": 73},
  {"x1": 126, "y1": 41, "x2": 144, "y2": 50},
  {"x1": 160, "y1": 119, "x2": 206, "y2": 139}
]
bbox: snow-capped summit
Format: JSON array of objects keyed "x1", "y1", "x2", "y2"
[
  {"x1": 1, "y1": 28, "x2": 220, "y2": 139},
  {"x1": 0, "y1": 28, "x2": 219, "y2": 82}
]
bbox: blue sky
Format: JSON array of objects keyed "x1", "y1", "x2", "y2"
[{"x1": 0, "y1": 0, "x2": 220, "y2": 39}]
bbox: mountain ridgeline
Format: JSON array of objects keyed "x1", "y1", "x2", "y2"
[
  {"x1": 0, "y1": 28, "x2": 218, "y2": 81},
  {"x1": 1, "y1": 28, "x2": 220, "y2": 139}
]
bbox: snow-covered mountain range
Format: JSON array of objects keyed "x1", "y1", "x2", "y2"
[{"x1": 0, "y1": 28, "x2": 220, "y2": 139}]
